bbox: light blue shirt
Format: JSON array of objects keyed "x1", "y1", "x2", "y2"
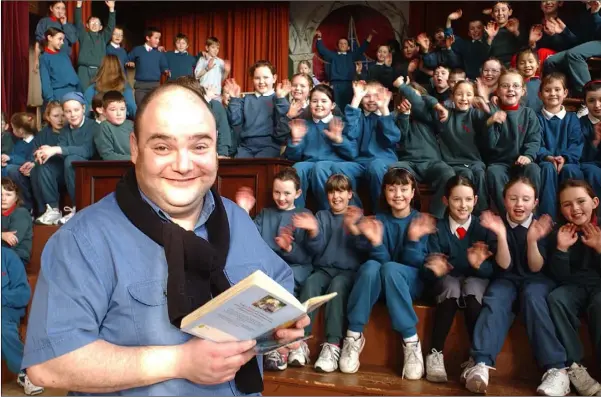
[{"x1": 22, "y1": 191, "x2": 294, "y2": 396}]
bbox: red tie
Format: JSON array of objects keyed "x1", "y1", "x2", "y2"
[{"x1": 457, "y1": 227, "x2": 467, "y2": 240}]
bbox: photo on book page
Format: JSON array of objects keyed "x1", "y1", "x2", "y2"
[{"x1": 254, "y1": 335, "x2": 313, "y2": 355}]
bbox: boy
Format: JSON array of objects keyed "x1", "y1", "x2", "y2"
[
  {"x1": 126, "y1": 27, "x2": 169, "y2": 106},
  {"x1": 94, "y1": 91, "x2": 133, "y2": 161},
  {"x1": 315, "y1": 29, "x2": 373, "y2": 109},
  {"x1": 235, "y1": 168, "x2": 314, "y2": 372},
  {"x1": 75, "y1": 1, "x2": 116, "y2": 90},
  {"x1": 106, "y1": 26, "x2": 128, "y2": 70},
  {"x1": 194, "y1": 37, "x2": 231, "y2": 95},
  {"x1": 429, "y1": 65, "x2": 451, "y2": 103},
  {"x1": 485, "y1": 1, "x2": 525, "y2": 67},
  {"x1": 165, "y1": 33, "x2": 197, "y2": 81},
  {"x1": 445, "y1": 10, "x2": 490, "y2": 80},
  {"x1": 293, "y1": 174, "x2": 363, "y2": 373}
]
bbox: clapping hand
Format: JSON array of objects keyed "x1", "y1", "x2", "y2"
[{"x1": 467, "y1": 242, "x2": 493, "y2": 270}]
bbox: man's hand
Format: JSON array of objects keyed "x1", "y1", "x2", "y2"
[{"x1": 274, "y1": 315, "x2": 310, "y2": 353}]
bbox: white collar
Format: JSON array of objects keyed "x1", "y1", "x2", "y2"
[
  {"x1": 449, "y1": 215, "x2": 472, "y2": 237},
  {"x1": 589, "y1": 113, "x2": 600, "y2": 125},
  {"x1": 376, "y1": 62, "x2": 385, "y2": 66},
  {"x1": 313, "y1": 113, "x2": 334, "y2": 124},
  {"x1": 337, "y1": 52, "x2": 347, "y2": 55},
  {"x1": 144, "y1": 43, "x2": 153, "y2": 52},
  {"x1": 364, "y1": 109, "x2": 382, "y2": 117},
  {"x1": 254, "y1": 90, "x2": 275, "y2": 97},
  {"x1": 71, "y1": 118, "x2": 85, "y2": 130},
  {"x1": 542, "y1": 106, "x2": 566, "y2": 120},
  {"x1": 110, "y1": 42, "x2": 120, "y2": 48},
  {"x1": 506, "y1": 213, "x2": 533, "y2": 229},
  {"x1": 23, "y1": 135, "x2": 34, "y2": 143},
  {"x1": 174, "y1": 50, "x2": 187, "y2": 54},
  {"x1": 95, "y1": 119, "x2": 102, "y2": 124},
  {"x1": 472, "y1": 39, "x2": 482, "y2": 43}
]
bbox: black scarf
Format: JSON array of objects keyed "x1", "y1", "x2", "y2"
[{"x1": 115, "y1": 169, "x2": 262, "y2": 393}]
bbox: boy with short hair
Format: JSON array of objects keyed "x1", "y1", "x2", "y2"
[
  {"x1": 75, "y1": 1, "x2": 116, "y2": 90},
  {"x1": 445, "y1": 10, "x2": 490, "y2": 80},
  {"x1": 194, "y1": 37, "x2": 231, "y2": 95},
  {"x1": 430, "y1": 65, "x2": 451, "y2": 103},
  {"x1": 126, "y1": 27, "x2": 169, "y2": 106},
  {"x1": 165, "y1": 33, "x2": 197, "y2": 81},
  {"x1": 106, "y1": 26, "x2": 127, "y2": 69},
  {"x1": 94, "y1": 91, "x2": 133, "y2": 161}
]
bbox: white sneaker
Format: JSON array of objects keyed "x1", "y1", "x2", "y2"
[
  {"x1": 460, "y1": 357, "x2": 476, "y2": 384},
  {"x1": 264, "y1": 350, "x2": 287, "y2": 371},
  {"x1": 35, "y1": 204, "x2": 61, "y2": 225},
  {"x1": 402, "y1": 340, "x2": 424, "y2": 380},
  {"x1": 339, "y1": 332, "x2": 365, "y2": 374},
  {"x1": 56, "y1": 206, "x2": 76, "y2": 225},
  {"x1": 17, "y1": 372, "x2": 44, "y2": 396},
  {"x1": 288, "y1": 340, "x2": 310, "y2": 367},
  {"x1": 314, "y1": 343, "x2": 341, "y2": 373},
  {"x1": 464, "y1": 362, "x2": 495, "y2": 394},
  {"x1": 537, "y1": 368, "x2": 570, "y2": 396},
  {"x1": 568, "y1": 363, "x2": 601, "y2": 396},
  {"x1": 426, "y1": 349, "x2": 448, "y2": 383}
]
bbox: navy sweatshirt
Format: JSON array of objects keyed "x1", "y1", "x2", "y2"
[
  {"x1": 444, "y1": 27, "x2": 490, "y2": 80},
  {"x1": 228, "y1": 94, "x2": 285, "y2": 144},
  {"x1": 536, "y1": 110, "x2": 583, "y2": 164},
  {"x1": 165, "y1": 51, "x2": 197, "y2": 81},
  {"x1": 6, "y1": 137, "x2": 35, "y2": 167},
  {"x1": 488, "y1": 27, "x2": 525, "y2": 66},
  {"x1": 316, "y1": 39, "x2": 369, "y2": 81},
  {"x1": 39, "y1": 51, "x2": 80, "y2": 102},
  {"x1": 500, "y1": 217, "x2": 549, "y2": 279},
  {"x1": 127, "y1": 46, "x2": 168, "y2": 82},
  {"x1": 422, "y1": 47, "x2": 463, "y2": 70},
  {"x1": 581, "y1": 116, "x2": 601, "y2": 165},
  {"x1": 1, "y1": 247, "x2": 31, "y2": 323},
  {"x1": 35, "y1": 17, "x2": 78, "y2": 56},
  {"x1": 106, "y1": 44, "x2": 128, "y2": 69},
  {"x1": 58, "y1": 117, "x2": 97, "y2": 159},
  {"x1": 285, "y1": 117, "x2": 355, "y2": 162}
]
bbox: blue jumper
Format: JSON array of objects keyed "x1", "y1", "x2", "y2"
[
  {"x1": 165, "y1": 51, "x2": 197, "y2": 81},
  {"x1": 127, "y1": 46, "x2": 169, "y2": 82},
  {"x1": 39, "y1": 51, "x2": 80, "y2": 102},
  {"x1": 106, "y1": 44, "x2": 128, "y2": 69},
  {"x1": 58, "y1": 117, "x2": 96, "y2": 159},
  {"x1": 444, "y1": 27, "x2": 490, "y2": 79},
  {"x1": 5, "y1": 139, "x2": 35, "y2": 167}
]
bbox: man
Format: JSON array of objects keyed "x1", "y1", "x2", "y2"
[{"x1": 22, "y1": 83, "x2": 309, "y2": 395}]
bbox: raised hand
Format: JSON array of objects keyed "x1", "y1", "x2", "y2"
[
  {"x1": 292, "y1": 212, "x2": 319, "y2": 238},
  {"x1": 105, "y1": 1, "x2": 115, "y2": 10},
  {"x1": 357, "y1": 216, "x2": 384, "y2": 247},
  {"x1": 323, "y1": 117, "x2": 344, "y2": 144},
  {"x1": 485, "y1": 22, "x2": 499, "y2": 40},
  {"x1": 515, "y1": 155, "x2": 532, "y2": 166},
  {"x1": 393, "y1": 75, "x2": 407, "y2": 88},
  {"x1": 355, "y1": 61, "x2": 363, "y2": 75},
  {"x1": 472, "y1": 96, "x2": 492, "y2": 114},
  {"x1": 581, "y1": 223, "x2": 601, "y2": 253},
  {"x1": 289, "y1": 119, "x2": 308, "y2": 145},
  {"x1": 416, "y1": 33, "x2": 429, "y2": 50},
  {"x1": 557, "y1": 223, "x2": 578, "y2": 251},
  {"x1": 448, "y1": 9, "x2": 463, "y2": 20},
  {"x1": 376, "y1": 87, "x2": 392, "y2": 112},
  {"x1": 275, "y1": 225, "x2": 295, "y2": 253},
  {"x1": 482, "y1": 8, "x2": 492, "y2": 15},
  {"x1": 434, "y1": 103, "x2": 449, "y2": 122},
  {"x1": 467, "y1": 242, "x2": 493, "y2": 270},
  {"x1": 286, "y1": 100, "x2": 304, "y2": 119},
  {"x1": 235, "y1": 187, "x2": 256, "y2": 214},
  {"x1": 315, "y1": 30, "x2": 322, "y2": 39},
  {"x1": 480, "y1": 210, "x2": 507, "y2": 237},
  {"x1": 506, "y1": 18, "x2": 520, "y2": 35},
  {"x1": 385, "y1": 53, "x2": 393, "y2": 67},
  {"x1": 223, "y1": 79, "x2": 241, "y2": 98},
  {"x1": 589, "y1": 1, "x2": 601, "y2": 14},
  {"x1": 488, "y1": 110, "x2": 507, "y2": 125},
  {"x1": 529, "y1": 25, "x2": 543, "y2": 46},
  {"x1": 397, "y1": 98, "x2": 412, "y2": 114},
  {"x1": 475, "y1": 77, "x2": 491, "y2": 98},
  {"x1": 343, "y1": 206, "x2": 363, "y2": 235},
  {"x1": 425, "y1": 254, "x2": 453, "y2": 277},
  {"x1": 527, "y1": 214, "x2": 554, "y2": 242},
  {"x1": 407, "y1": 213, "x2": 437, "y2": 241},
  {"x1": 224, "y1": 59, "x2": 232, "y2": 74},
  {"x1": 352, "y1": 80, "x2": 368, "y2": 99},
  {"x1": 408, "y1": 58, "x2": 419, "y2": 73},
  {"x1": 276, "y1": 80, "x2": 292, "y2": 98}
]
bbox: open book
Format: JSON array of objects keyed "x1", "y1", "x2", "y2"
[{"x1": 181, "y1": 270, "x2": 337, "y2": 354}]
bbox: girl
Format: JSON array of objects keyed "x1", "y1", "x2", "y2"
[
  {"x1": 1, "y1": 178, "x2": 33, "y2": 265},
  {"x1": 580, "y1": 80, "x2": 601, "y2": 202},
  {"x1": 537, "y1": 73, "x2": 584, "y2": 219},
  {"x1": 284, "y1": 85, "x2": 355, "y2": 209},
  {"x1": 424, "y1": 176, "x2": 508, "y2": 383},
  {"x1": 298, "y1": 60, "x2": 320, "y2": 87},
  {"x1": 547, "y1": 180, "x2": 601, "y2": 397},
  {"x1": 106, "y1": 26, "x2": 128, "y2": 69},
  {"x1": 476, "y1": 58, "x2": 504, "y2": 100},
  {"x1": 363, "y1": 45, "x2": 395, "y2": 94},
  {"x1": 483, "y1": 69, "x2": 542, "y2": 216},
  {"x1": 516, "y1": 49, "x2": 543, "y2": 113},
  {"x1": 84, "y1": 54, "x2": 136, "y2": 118},
  {"x1": 39, "y1": 27, "x2": 81, "y2": 104},
  {"x1": 224, "y1": 60, "x2": 285, "y2": 158},
  {"x1": 275, "y1": 73, "x2": 313, "y2": 122},
  {"x1": 461, "y1": 176, "x2": 570, "y2": 396},
  {"x1": 339, "y1": 168, "x2": 433, "y2": 379},
  {"x1": 34, "y1": 1, "x2": 77, "y2": 66}
]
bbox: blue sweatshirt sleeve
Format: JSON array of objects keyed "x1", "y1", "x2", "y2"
[
  {"x1": 62, "y1": 23, "x2": 78, "y2": 49},
  {"x1": 370, "y1": 243, "x2": 391, "y2": 263},
  {"x1": 227, "y1": 97, "x2": 244, "y2": 127},
  {"x1": 343, "y1": 105, "x2": 363, "y2": 141},
  {"x1": 316, "y1": 39, "x2": 335, "y2": 62},
  {"x1": 561, "y1": 114, "x2": 584, "y2": 164},
  {"x1": 304, "y1": 212, "x2": 328, "y2": 256},
  {"x1": 123, "y1": 86, "x2": 137, "y2": 118},
  {"x1": 376, "y1": 115, "x2": 401, "y2": 147},
  {"x1": 35, "y1": 19, "x2": 47, "y2": 43},
  {"x1": 351, "y1": 40, "x2": 370, "y2": 62},
  {"x1": 160, "y1": 52, "x2": 169, "y2": 74},
  {"x1": 398, "y1": 85, "x2": 435, "y2": 124},
  {"x1": 58, "y1": 130, "x2": 95, "y2": 159},
  {"x1": 39, "y1": 57, "x2": 54, "y2": 102},
  {"x1": 402, "y1": 238, "x2": 428, "y2": 269},
  {"x1": 1, "y1": 248, "x2": 31, "y2": 309},
  {"x1": 102, "y1": 11, "x2": 116, "y2": 43},
  {"x1": 285, "y1": 139, "x2": 307, "y2": 162},
  {"x1": 331, "y1": 135, "x2": 357, "y2": 160}
]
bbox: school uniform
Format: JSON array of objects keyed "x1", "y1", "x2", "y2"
[
  {"x1": 208, "y1": 99, "x2": 233, "y2": 158},
  {"x1": 1, "y1": 131, "x2": 15, "y2": 155},
  {"x1": 470, "y1": 214, "x2": 567, "y2": 371},
  {"x1": 316, "y1": 38, "x2": 370, "y2": 109},
  {"x1": 1, "y1": 247, "x2": 31, "y2": 375},
  {"x1": 300, "y1": 209, "x2": 364, "y2": 343},
  {"x1": 127, "y1": 44, "x2": 169, "y2": 106},
  {"x1": 390, "y1": 85, "x2": 456, "y2": 218},
  {"x1": 547, "y1": 224, "x2": 601, "y2": 365},
  {"x1": 422, "y1": 47, "x2": 463, "y2": 71},
  {"x1": 444, "y1": 28, "x2": 490, "y2": 80},
  {"x1": 165, "y1": 51, "x2": 197, "y2": 81},
  {"x1": 483, "y1": 105, "x2": 542, "y2": 216},
  {"x1": 106, "y1": 43, "x2": 128, "y2": 70},
  {"x1": 488, "y1": 27, "x2": 525, "y2": 67},
  {"x1": 194, "y1": 56, "x2": 226, "y2": 95},
  {"x1": 580, "y1": 114, "x2": 601, "y2": 200},
  {"x1": 74, "y1": 7, "x2": 115, "y2": 90},
  {"x1": 1, "y1": 205, "x2": 33, "y2": 265},
  {"x1": 365, "y1": 63, "x2": 395, "y2": 93},
  {"x1": 284, "y1": 113, "x2": 355, "y2": 209},
  {"x1": 347, "y1": 210, "x2": 428, "y2": 338},
  {"x1": 537, "y1": 108, "x2": 584, "y2": 218},
  {"x1": 2, "y1": 136, "x2": 35, "y2": 210},
  {"x1": 94, "y1": 120, "x2": 133, "y2": 161},
  {"x1": 83, "y1": 83, "x2": 137, "y2": 119},
  {"x1": 35, "y1": 17, "x2": 78, "y2": 56},
  {"x1": 39, "y1": 49, "x2": 80, "y2": 104},
  {"x1": 523, "y1": 78, "x2": 543, "y2": 113}
]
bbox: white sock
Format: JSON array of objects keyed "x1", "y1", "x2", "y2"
[
  {"x1": 347, "y1": 330, "x2": 361, "y2": 340},
  {"x1": 404, "y1": 334, "x2": 419, "y2": 343}
]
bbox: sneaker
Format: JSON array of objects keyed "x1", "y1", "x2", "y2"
[
  {"x1": 426, "y1": 349, "x2": 448, "y2": 383},
  {"x1": 568, "y1": 363, "x2": 601, "y2": 396},
  {"x1": 288, "y1": 340, "x2": 310, "y2": 367},
  {"x1": 314, "y1": 343, "x2": 341, "y2": 373},
  {"x1": 537, "y1": 368, "x2": 570, "y2": 396},
  {"x1": 402, "y1": 340, "x2": 424, "y2": 380},
  {"x1": 464, "y1": 362, "x2": 495, "y2": 394},
  {"x1": 460, "y1": 357, "x2": 476, "y2": 384},
  {"x1": 264, "y1": 350, "x2": 287, "y2": 371},
  {"x1": 35, "y1": 204, "x2": 61, "y2": 225},
  {"x1": 56, "y1": 206, "x2": 76, "y2": 225},
  {"x1": 339, "y1": 332, "x2": 365, "y2": 374},
  {"x1": 17, "y1": 372, "x2": 44, "y2": 396}
]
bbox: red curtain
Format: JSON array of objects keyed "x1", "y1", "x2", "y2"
[
  {"x1": 147, "y1": 2, "x2": 289, "y2": 92},
  {"x1": 1, "y1": 2, "x2": 29, "y2": 118},
  {"x1": 66, "y1": 1, "x2": 92, "y2": 65}
]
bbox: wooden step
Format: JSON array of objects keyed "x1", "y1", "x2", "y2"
[{"x1": 28, "y1": 224, "x2": 59, "y2": 274}]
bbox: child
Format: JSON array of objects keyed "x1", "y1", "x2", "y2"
[
  {"x1": 363, "y1": 45, "x2": 395, "y2": 93},
  {"x1": 194, "y1": 37, "x2": 231, "y2": 95},
  {"x1": 483, "y1": 69, "x2": 542, "y2": 216},
  {"x1": 485, "y1": 1, "x2": 524, "y2": 67},
  {"x1": 430, "y1": 65, "x2": 451, "y2": 103},
  {"x1": 32, "y1": 92, "x2": 95, "y2": 225},
  {"x1": 1, "y1": 247, "x2": 43, "y2": 396},
  {"x1": 1, "y1": 178, "x2": 33, "y2": 265},
  {"x1": 547, "y1": 180, "x2": 601, "y2": 397},
  {"x1": 1, "y1": 112, "x2": 14, "y2": 155},
  {"x1": 393, "y1": 38, "x2": 420, "y2": 83},
  {"x1": 476, "y1": 57, "x2": 504, "y2": 100},
  {"x1": 461, "y1": 176, "x2": 569, "y2": 396},
  {"x1": 91, "y1": 93, "x2": 106, "y2": 124},
  {"x1": 516, "y1": 49, "x2": 543, "y2": 113},
  {"x1": 1, "y1": 113, "x2": 37, "y2": 183},
  {"x1": 126, "y1": 27, "x2": 169, "y2": 106},
  {"x1": 292, "y1": 174, "x2": 364, "y2": 372},
  {"x1": 298, "y1": 60, "x2": 320, "y2": 87},
  {"x1": 537, "y1": 73, "x2": 584, "y2": 218},
  {"x1": 580, "y1": 80, "x2": 601, "y2": 201},
  {"x1": 74, "y1": 0, "x2": 116, "y2": 90},
  {"x1": 331, "y1": 80, "x2": 401, "y2": 212},
  {"x1": 393, "y1": 78, "x2": 456, "y2": 218},
  {"x1": 94, "y1": 91, "x2": 133, "y2": 160},
  {"x1": 339, "y1": 168, "x2": 434, "y2": 378},
  {"x1": 532, "y1": 1, "x2": 579, "y2": 53},
  {"x1": 34, "y1": 1, "x2": 77, "y2": 62},
  {"x1": 424, "y1": 176, "x2": 507, "y2": 383},
  {"x1": 235, "y1": 168, "x2": 314, "y2": 371},
  {"x1": 315, "y1": 29, "x2": 373, "y2": 109},
  {"x1": 276, "y1": 74, "x2": 313, "y2": 122},
  {"x1": 165, "y1": 33, "x2": 197, "y2": 81},
  {"x1": 448, "y1": 69, "x2": 466, "y2": 91},
  {"x1": 106, "y1": 26, "x2": 128, "y2": 69},
  {"x1": 445, "y1": 9, "x2": 490, "y2": 80},
  {"x1": 224, "y1": 61, "x2": 285, "y2": 158},
  {"x1": 40, "y1": 28, "x2": 81, "y2": 105}
]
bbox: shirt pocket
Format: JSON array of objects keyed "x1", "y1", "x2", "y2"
[{"x1": 224, "y1": 263, "x2": 262, "y2": 286}]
